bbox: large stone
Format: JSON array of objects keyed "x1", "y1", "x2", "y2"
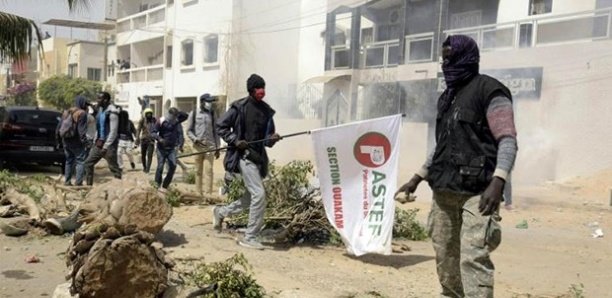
[
  {"x1": 79, "y1": 179, "x2": 172, "y2": 234},
  {"x1": 52, "y1": 283, "x2": 75, "y2": 298},
  {"x1": 70, "y1": 232, "x2": 169, "y2": 298}
]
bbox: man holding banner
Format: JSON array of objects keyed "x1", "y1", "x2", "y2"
[
  {"x1": 397, "y1": 35, "x2": 517, "y2": 297},
  {"x1": 213, "y1": 74, "x2": 280, "y2": 250}
]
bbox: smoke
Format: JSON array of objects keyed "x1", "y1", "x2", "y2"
[{"x1": 513, "y1": 127, "x2": 558, "y2": 186}]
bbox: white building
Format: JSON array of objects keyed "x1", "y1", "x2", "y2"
[
  {"x1": 322, "y1": 0, "x2": 612, "y2": 185},
  {"x1": 114, "y1": 0, "x2": 327, "y2": 121}
]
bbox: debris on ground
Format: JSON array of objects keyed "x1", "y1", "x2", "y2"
[
  {"x1": 178, "y1": 253, "x2": 265, "y2": 298},
  {"x1": 592, "y1": 228, "x2": 604, "y2": 238},
  {"x1": 516, "y1": 220, "x2": 529, "y2": 229},
  {"x1": 25, "y1": 255, "x2": 40, "y2": 263},
  {"x1": 224, "y1": 161, "x2": 427, "y2": 245}
]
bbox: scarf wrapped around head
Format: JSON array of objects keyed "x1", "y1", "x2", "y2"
[{"x1": 439, "y1": 35, "x2": 480, "y2": 113}]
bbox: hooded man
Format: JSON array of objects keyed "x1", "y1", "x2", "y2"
[
  {"x1": 57, "y1": 95, "x2": 88, "y2": 186},
  {"x1": 152, "y1": 107, "x2": 188, "y2": 189},
  {"x1": 84, "y1": 91, "x2": 122, "y2": 185},
  {"x1": 212, "y1": 74, "x2": 281, "y2": 250},
  {"x1": 187, "y1": 93, "x2": 220, "y2": 195},
  {"x1": 396, "y1": 35, "x2": 517, "y2": 297},
  {"x1": 136, "y1": 108, "x2": 157, "y2": 173}
]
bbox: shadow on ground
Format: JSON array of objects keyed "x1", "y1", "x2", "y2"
[
  {"x1": 345, "y1": 253, "x2": 434, "y2": 269},
  {"x1": 156, "y1": 229, "x2": 188, "y2": 247}
]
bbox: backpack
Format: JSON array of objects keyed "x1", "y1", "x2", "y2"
[
  {"x1": 117, "y1": 107, "x2": 131, "y2": 136},
  {"x1": 59, "y1": 108, "x2": 85, "y2": 139}
]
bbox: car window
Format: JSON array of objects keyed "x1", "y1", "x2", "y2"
[{"x1": 9, "y1": 110, "x2": 61, "y2": 126}]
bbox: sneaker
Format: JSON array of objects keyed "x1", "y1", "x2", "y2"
[
  {"x1": 64, "y1": 181, "x2": 73, "y2": 186},
  {"x1": 212, "y1": 206, "x2": 224, "y2": 232},
  {"x1": 130, "y1": 162, "x2": 136, "y2": 170},
  {"x1": 238, "y1": 238, "x2": 265, "y2": 250}
]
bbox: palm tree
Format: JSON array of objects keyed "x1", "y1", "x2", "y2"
[{"x1": 0, "y1": 0, "x2": 87, "y2": 63}]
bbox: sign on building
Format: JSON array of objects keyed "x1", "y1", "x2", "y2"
[{"x1": 437, "y1": 67, "x2": 544, "y2": 100}]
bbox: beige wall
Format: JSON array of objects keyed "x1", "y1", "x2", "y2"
[
  {"x1": 480, "y1": 40, "x2": 612, "y2": 185},
  {"x1": 39, "y1": 38, "x2": 71, "y2": 81}
]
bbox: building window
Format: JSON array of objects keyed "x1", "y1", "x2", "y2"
[
  {"x1": 87, "y1": 68, "x2": 101, "y2": 81},
  {"x1": 203, "y1": 34, "x2": 219, "y2": 64},
  {"x1": 166, "y1": 45, "x2": 173, "y2": 68},
  {"x1": 181, "y1": 39, "x2": 194, "y2": 66},
  {"x1": 530, "y1": 0, "x2": 552, "y2": 15},
  {"x1": 68, "y1": 63, "x2": 77, "y2": 78}
]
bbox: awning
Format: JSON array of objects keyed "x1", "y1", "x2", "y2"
[
  {"x1": 43, "y1": 19, "x2": 116, "y2": 30},
  {"x1": 327, "y1": 0, "x2": 367, "y2": 13},
  {"x1": 303, "y1": 74, "x2": 351, "y2": 84}
]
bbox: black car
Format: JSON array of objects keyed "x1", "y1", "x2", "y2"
[{"x1": 0, "y1": 106, "x2": 65, "y2": 170}]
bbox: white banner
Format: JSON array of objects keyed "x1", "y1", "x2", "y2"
[{"x1": 311, "y1": 114, "x2": 401, "y2": 256}]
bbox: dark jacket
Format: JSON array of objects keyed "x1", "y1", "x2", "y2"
[
  {"x1": 119, "y1": 121, "x2": 137, "y2": 141},
  {"x1": 428, "y1": 74, "x2": 512, "y2": 195},
  {"x1": 216, "y1": 96, "x2": 276, "y2": 177},
  {"x1": 57, "y1": 96, "x2": 88, "y2": 148},
  {"x1": 137, "y1": 117, "x2": 157, "y2": 143},
  {"x1": 152, "y1": 111, "x2": 189, "y2": 150}
]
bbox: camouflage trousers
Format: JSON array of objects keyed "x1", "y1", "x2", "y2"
[{"x1": 428, "y1": 191, "x2": 502, "y2": 298}]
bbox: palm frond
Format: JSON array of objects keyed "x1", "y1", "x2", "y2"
[
  {"x1": 0, "y1": 11, "x2": 43, "y2": 64},
  {"x1": 67, "y1": 0, "x2": 91, "y2": 12}
]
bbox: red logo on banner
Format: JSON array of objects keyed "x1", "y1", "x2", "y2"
[{"x1": 353, "y1": 132, "x2": 391, "y2": 168}]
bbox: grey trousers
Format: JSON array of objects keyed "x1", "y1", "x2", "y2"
[
  {"x1": 84, "y1": 144, "x2": 121, "y2": 186},
  {"x1": 217, "y1": 159, "x2": 266, "y2": 241},
  {"x1": 428, "y1": 192, "x2": 501, "y2": 298}
]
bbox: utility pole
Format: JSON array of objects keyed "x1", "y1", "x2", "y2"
[{"x1": 103, "y1": 30, "x2": 108, "y2": 81}]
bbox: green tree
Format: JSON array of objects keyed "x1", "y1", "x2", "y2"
[
  {"x1": 0, "y1": 0, "x2": 86, "y2": 63},
  {"x1": 38, "y1": 75, "x2": 101, "y2": 110}
]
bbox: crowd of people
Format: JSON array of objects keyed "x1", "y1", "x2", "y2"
[{"x1": 55, "y1": 34, "x2": 517, "y2": 297}]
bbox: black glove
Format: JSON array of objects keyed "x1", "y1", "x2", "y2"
[
  {"x1": 479, "y1": 177, "x2": 505, "y2": 216},
  {"x1": 396, "y1": 174, "x2": 423, "y2": 197},
  {"x1": 235, "y1": 140, "x2": 249, "y2": 150}
]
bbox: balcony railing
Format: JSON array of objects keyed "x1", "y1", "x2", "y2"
[
  {"x1": 117, "y1": 5, "x2": 166, "y2": 33},
  {"x1": 444, "y1": 7, "x2": 612, "y2": 51},
  {"x1": 362, "y1": 39, "x2": 400, "y2": 68},
  {"x1": 116, "y1": 65, "x2": 163, "y2": 83}
]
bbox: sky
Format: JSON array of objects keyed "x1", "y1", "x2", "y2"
[{"x1": 0, "y1": 0, "x2": 107, "y2": 41}]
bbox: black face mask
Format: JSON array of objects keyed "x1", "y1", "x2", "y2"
[{"x1": 145, "y1": 114, "x2": 153, "y2": 120}]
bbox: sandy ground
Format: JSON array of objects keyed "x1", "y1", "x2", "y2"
[{"x1": 1, "y1": 160, "x2": 612, "y2": 298}]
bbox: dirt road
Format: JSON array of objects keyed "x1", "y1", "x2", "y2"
[{"x1": 1, "y1": 167, "x2": 611, "y2": 297}]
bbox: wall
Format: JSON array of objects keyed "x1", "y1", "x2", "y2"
[
  {"x1": 498, "y1": 0, "x2": 598, "y2": 23},
  {"x1": 229, "y1": 0, "x2": 302, "y2": 116},
  {"x1": 480, "y1": 39, "x2": 612, "y2": 184},
  {"x1": 165, "y1": 0, "x2": 233, "y2": 106},
  {"x1": 297, "y1": 0, "x2": 327, "y2": 84},
  {"x1": 39, "y1": 38, "x2": 71, "y2": 82},
  {"x1": 77, "y1": 43, "x2": 105, "y2": 80}
]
